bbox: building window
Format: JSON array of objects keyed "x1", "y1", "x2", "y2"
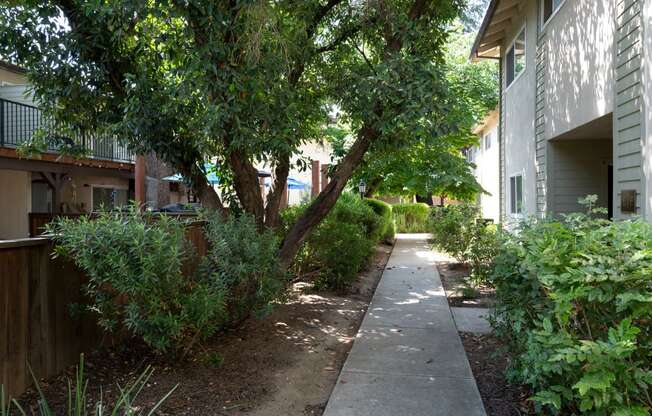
[
  {"x1": 506, "y1": 26, "x2": 526, "y2": 87},
  {"x1": 510, "y1": 175, "x2": 523, "y2": 214},
  {"x1": 541, "y1": 0, "x2": 564, "y2": 26},
  {"x1": 92, "y1": 186, "x2": 128, "y2": 211},
  {"x1": 484, "y1": 132, "x2": 492, "y2": 150}
]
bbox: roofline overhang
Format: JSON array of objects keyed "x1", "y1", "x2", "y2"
[
  {"x1": 0, "y1": 60, "x2": 26, "y2": 75},
  {"x1": 469, "y1": 0, "x2": 501, "y2": 62}
]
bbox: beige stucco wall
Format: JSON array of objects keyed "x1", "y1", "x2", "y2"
[
  {"x1": 0, "y1": 169, "x2": 31, "y2": 239},
  {"x1": 31, "y1": 172, "x2": 131, "y2": 213},
  {"x1": 543, "y1": 0, "x2": 615, "y2": 140},
  {"x1": 0, "y1": 67, "x2": 26, "y2": 86},
  {"x1": 474, "y1": 114, "x2": 500, "y2": 222},
  {"x1": 502, "y1": 0, "x2": 539, "y2": 219}
]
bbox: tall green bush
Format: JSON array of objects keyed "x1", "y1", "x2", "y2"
[
  {"x1": 364, "y1": 198, "x2": 395, "y2": 242},
  {"x1": 48, "y1": 209, "x2": 225, "y2": 354},
  {"x1": 490, "y1": 197, "x2": 652, "y2": 414},
  {"x1": 200, "y1": 212, "x2": 285, "y2": 325},
  {"x1": 283, "y1": 193, "x2": 381, "y2": 290},
  {"x1": 48, "y1": 209, "x2": 286, "y2": 355},
  {"x1": 392, "y1": 203, "x2": 430, "y2": 232},
  {"x1": 429, "y1": 204, "x2": 499, "y2": 284}
]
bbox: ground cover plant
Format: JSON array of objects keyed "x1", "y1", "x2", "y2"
[
  {"x1": 1, "y1": 355, "x2": 175, "y2": 416},
  {"x1": 489, "y1": 196, "x2": 652, "y2": 415},
  {"x1": 393, "y1": 203, "x2": 431, "y2": 233}
]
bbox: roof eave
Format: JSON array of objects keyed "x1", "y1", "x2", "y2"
[{"x1": 469, "y1": 0, "x2": 501, "y2": 61}]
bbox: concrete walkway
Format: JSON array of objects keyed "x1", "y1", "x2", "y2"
[{"x1": 323, "y1": 234, "x2": 486, "y2": 416}]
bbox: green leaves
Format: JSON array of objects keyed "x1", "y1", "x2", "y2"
[{"x1": 490, "y1": 201, "x2": 652, "y2": 414}]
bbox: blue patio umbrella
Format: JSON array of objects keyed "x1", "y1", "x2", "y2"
[
  {"x1": 264, "y1": 176, "x2": 308, "y2": 190},
  {"x1": 162, "y1": 164, "x2": 270, "y2": 185}
]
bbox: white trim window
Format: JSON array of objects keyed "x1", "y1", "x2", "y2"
[
  {"x1": 506, "y1": 26, "x2": 526, "y2": 87},
  {"x1": 509, "y1": 174, "x2": 523, "y2": 214},
  {"x1": 484, "y1": 132, "x2": 492, "y2": 150},
  {"x1": 541, "y1": 0, "x2": 565, "y2": 27}
]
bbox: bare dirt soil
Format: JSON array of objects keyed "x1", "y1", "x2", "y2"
[{"x1": 17, "y1": 244, "x2": 393, "y2": 416}]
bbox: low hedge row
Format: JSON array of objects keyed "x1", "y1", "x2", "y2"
[{"x1": 392, "y1": 203, "x2": 430, "y2": 233}]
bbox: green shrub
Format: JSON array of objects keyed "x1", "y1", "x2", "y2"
[
  {"x1": 392, "y1": 203, "x2": 430, "y2": 232},
  {"x1": 429, "y1": 204, "x2": 499, "y2": 284},
  {"x1": 490, "y1": 196, "x2": 652, "y2": 414},
  {"x1": 365, "y1": 198, "x2": 395, "y2": 242},
  {"x1": 48, "y1": 208, "x2": 286, "y2": 355},
  {"x1": 2, "y1": 354, "x2": 176, "y2": 415},
  {"x1": 283, "y1": 193, "x2": 379, "y2": 290},
  {"x1": 48, "y1": 208, "x2": 225, "y2": 354},
  {"x1": 200, "y1": 212, "x2": 285, "y2": 325}
]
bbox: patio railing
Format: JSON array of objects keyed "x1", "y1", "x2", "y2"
[{"x1": 0, "y1": 97, "x2": 134, "y2": 163}]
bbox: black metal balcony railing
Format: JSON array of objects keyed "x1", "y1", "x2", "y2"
[{"x1": 0, "y1": 98, "x2": 134, "y2": 163}]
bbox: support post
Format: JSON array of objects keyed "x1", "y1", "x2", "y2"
[
  {"x1": 135, "y1": 155, "x2": 146, "y2": 208},
  {"x1": 311, "y1": 160, "x2": 320, "y2": 198}
]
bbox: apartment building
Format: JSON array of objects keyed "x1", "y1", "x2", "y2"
[{"x1": 471, "y1": 0, "x2": 652, "y2": 221}]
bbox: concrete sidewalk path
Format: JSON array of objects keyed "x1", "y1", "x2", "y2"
[{"x1": 323, "y1": 234, "x2": 486, "y2": 416}]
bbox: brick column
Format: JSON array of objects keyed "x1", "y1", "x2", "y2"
[
  {"x1": 311, "y1": 160, "x2": 320, "y2": 197},
  {"x1": 135, "y1": 155, "x2": 146, "y2": 207},
  {"x1": 321, "y1": 163, "x2": 330, "y2": 192}
]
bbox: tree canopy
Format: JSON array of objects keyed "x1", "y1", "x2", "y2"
[
  {"x1": 1, "y1": 0, "x2": 485, "y2": 266},
  {"x1": 340, "y1": 24, "x2": 498, "y2": 201}
]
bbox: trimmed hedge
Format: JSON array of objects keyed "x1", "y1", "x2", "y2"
[
  {"x1": 365, "y1": 198, "x2": 395, "y2": 242},
  {"x1": 392, "y1": 203, "x2": 430, "y2": 233}
]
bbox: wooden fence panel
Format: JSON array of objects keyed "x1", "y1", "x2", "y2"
[
  {"x1": 2, "y1": 219, "x2": 209, "y2": 398},
  {"x1": 0, "y1": 239, "x2": 101, "y2": 398}
]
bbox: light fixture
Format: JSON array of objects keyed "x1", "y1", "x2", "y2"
[{"x1": 358, "y1": 179, "x2": 366, "y2": 199}]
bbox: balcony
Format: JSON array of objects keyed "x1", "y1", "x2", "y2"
[{"x1": 0, "y1": 97, "x2": 134, "y2": 163}]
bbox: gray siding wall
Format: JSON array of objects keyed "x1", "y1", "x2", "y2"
[
  {"x1": 535, "y1": 36, "x2": 547, "y2": 217},
  {"x1": 613, "y1": 0, "x2": 644, "y2": 218},
  {"x1": 549, "y1": 139, "x2": 613, "y2": 214}
]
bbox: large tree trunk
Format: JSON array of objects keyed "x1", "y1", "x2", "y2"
[
  {"x1": 264, "y1": 155, "x2": 290, "y2": 228},
  {"x1": 179, "y1": 165, "x2": 227, "y2": 214},
  {"x1": 227, "y1": 149, "x2": 265, "y2": 224},
  {"x1": 278, "y1": 124, "x2": 378, "y2": 268}
]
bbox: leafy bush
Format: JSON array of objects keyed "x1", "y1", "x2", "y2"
[
  {"x1": 48, "y1": 208, "x2": 225, "y2": 354},
  {"x1": 284, "y1": 193, "x2": 380, "y2": 290},
  {"x1": 430, "y1": 204, "x2": 499, "y2": 284},
  {"x1": 364, "y1": 198, "x2": 395, "y2": 242},
  {"x1": 199, "y1": 212, "x2": 285, "y2": 325},
  {"x1": 392, "y1": 203, "x2": 430, "y2": 232},
  {"x1": 490, "y1": 197, "x2": 652, "y2": 414},
  {"x1": 1, "y1": 355, "x2": 176, "y2": 415},
  {"x1": 48, "y1": 209, "x2": 286, "y2": 355}
]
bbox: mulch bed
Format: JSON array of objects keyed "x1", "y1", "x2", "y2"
[
  {"x1": 16, "y1": 244, "x2": 393, "y2": 416},
  {"x1": 460, "y1": 333, "x2": 536, "y2": 416}
]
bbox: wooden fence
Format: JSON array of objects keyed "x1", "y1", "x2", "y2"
[{"x1": 1, "y1": 221, "x2": 209, "y2": 398}]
